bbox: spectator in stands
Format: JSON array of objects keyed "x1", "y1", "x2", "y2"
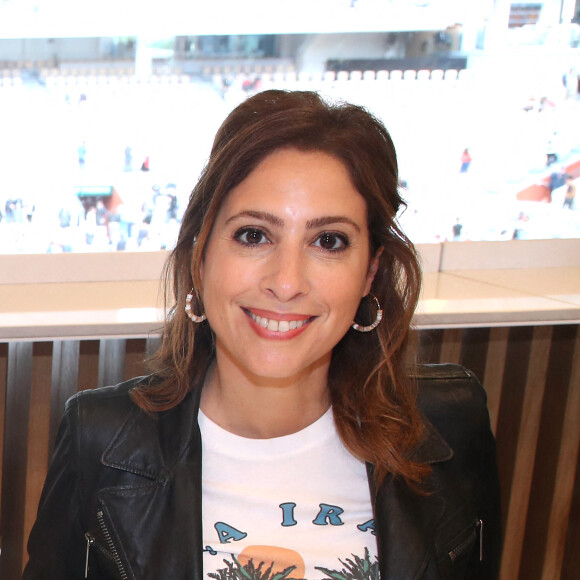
[
  {"x1": 563, "y1": 175, "x2": 576, "y2": 209},
  {"x1": 84, "y1": 205, "x2": 97, "y2": 245},
  {"x1": 452, "y1": 217, "x2": 463, "y2": 240},
  {"x1": 95, "y1": 200, "x2": 109, "y2": 226},
  {"x1": 459, "y1": 148, "x2": 472, "y2": 173},
  {"x1": 4, "y1": 198, "x2": 18, "y2": 222},
  {"x1": 77, "y1": 141, "x2": 87, "y2": 168},
  {"x1": 124, "y1": 145, "x2": 133, "y2": 171},
  {"x1": 548, "y1": 166, "x2": 567, "y2": 201}
]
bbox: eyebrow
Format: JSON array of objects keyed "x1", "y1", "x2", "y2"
[
  {"x1": 225, "y1": 210, "x2": 361, "y2": 232},
  {"x1": 306, "y1": 215, "x2": 361, "y2": 233}
]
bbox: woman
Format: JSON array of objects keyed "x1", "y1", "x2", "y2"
[{"x1": 24, "y1": 90, "x2": 501, "y2": 579}]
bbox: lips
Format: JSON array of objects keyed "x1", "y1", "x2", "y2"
[{"x1": 243, "y1": 308, "x2": 315, "y2": 333}]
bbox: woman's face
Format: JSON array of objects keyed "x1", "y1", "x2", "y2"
[{"x1": 199, "y1": 148, "x2": 379, "y2": 383}]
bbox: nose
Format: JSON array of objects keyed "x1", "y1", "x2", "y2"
[{"x1": 261, "y1": 246, "x2": 310, "y2": 302}]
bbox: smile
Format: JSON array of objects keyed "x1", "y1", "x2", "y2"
[{"x1": 244, "y1": 309, "x2": 314, "y2": 333}]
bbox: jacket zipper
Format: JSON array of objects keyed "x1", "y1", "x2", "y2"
[
  {"x1": 85, "y1": 533, "x2": 94, "y2": 578},
  {"x1": 448, "y1": 519, "x2": 483, "y2": 563},
  {"x1": 84, "y1": 531, "x2": 121, "y2": 578},
  {"x1": 94, "y1": 509, "x2": 129, "y2": 579}
]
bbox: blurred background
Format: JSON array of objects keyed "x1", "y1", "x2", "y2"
[{"x1": 0, "y1": 0, "x2": 579, "y2": 253}]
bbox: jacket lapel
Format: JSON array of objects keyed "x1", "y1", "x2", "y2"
[{"x1": 98, "y1": 388, "x2": 204, "y2": 580}]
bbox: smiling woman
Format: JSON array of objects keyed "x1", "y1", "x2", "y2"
[{"x1": 24, "y1": 90, "x2": 501, "y2": 580}]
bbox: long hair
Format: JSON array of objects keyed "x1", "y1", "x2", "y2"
[{"x1": 131, "y1": 90, "x2": 429, "y2": 488}]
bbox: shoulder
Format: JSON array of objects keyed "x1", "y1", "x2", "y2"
[
  {"x1": 66, "y1": 375, "x2": 152, "y2": 415},
  {"x1": 62, "y1": 375, "x2": 156, "y2": 450},
  {"x1": 412, "y1": 364, "x2": 491, "y2": 456},
  {"x1": 413, "y1": 363, "x2": 487, "y2": 412},
  {"x1": 60, "y1": 374, "x2": 200, "y2": 472},
  {"x1": 409, "y1": 365, "x2": 502, "y2": 577}
]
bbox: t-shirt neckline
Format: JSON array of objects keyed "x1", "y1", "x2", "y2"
[{"x1": 198, "y1": 406, "x2": 334, "y2": 459}]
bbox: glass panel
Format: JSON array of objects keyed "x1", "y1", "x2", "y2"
[{"x1": 0, "y1": 0, "x2": 578, "y2": 254}]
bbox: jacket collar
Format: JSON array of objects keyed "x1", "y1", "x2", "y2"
[
  {"x1": 101, "y1": 384, "x2": 453, "y2": 476},
  {"x1": 409, "y1": 416, "x2": 454, "y2": 465},
  {"x1": 101, "y1": 385, "x2": 203, "y2": 480}
]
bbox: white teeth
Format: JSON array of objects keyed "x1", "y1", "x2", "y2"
[{"x1": 249, "y1": 312, "x2": 308, "y2": 333}]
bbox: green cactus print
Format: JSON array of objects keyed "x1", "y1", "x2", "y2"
[
  {"x1": 208, "y1": 554, "x2": 303, "y2": 580},
  {"x1": 207, "y1": 549, "x2": 378, "y2": 580},
  {"x1": 315, "y1": 548, "x2": 379, "y2": 580}
]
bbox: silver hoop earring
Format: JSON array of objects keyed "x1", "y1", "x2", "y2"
[
  {"x1": 351, "y1": 295, "x2": 383, "y2": 333},
  {"x1": 185, "y1": 290, "x2": 206, "y2": 323}
]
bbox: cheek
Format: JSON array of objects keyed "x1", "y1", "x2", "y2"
[
  {"x1": 322, "y1": 269, "x2": 368, "y2": 315},
  {"x1": 202, "y1": 253, "x2": 252, "y2": 305}
]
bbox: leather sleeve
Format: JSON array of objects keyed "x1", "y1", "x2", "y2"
[
  {"x1": 468, "y1": 371, "x2": 502, "y2": 579},
  {"x1": 417, "y1": 364, "x2": 502, "y2": 579},
  {"x1": 22, "y1": 394, "x2": 89, "y2": 579}
]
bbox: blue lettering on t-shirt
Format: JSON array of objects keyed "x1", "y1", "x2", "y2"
[
  {"x1": 214, "y1": 522, "x2": 248, "y2": 544},
  {"x1": 313, "y1": 504, "x2": 344, "y2": 526},
  {"x1": 279, "y1": 502, "x2": 298, "y2": 526},
  {"x1": 357, "y1": 519, "x2": 377, "y2": 535}
]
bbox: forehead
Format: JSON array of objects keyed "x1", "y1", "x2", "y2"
[{"x1": 217, "y1": 148, "x2": 368, "y2": 221}]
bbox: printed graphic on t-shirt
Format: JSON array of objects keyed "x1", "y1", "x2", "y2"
[{"x1": 203, "y1": 502, "x2": 378, "y2": 580}]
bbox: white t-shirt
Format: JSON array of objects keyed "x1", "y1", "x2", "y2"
[{"x1": 200, "y1": 407, "x2": 379, "y2": 580}]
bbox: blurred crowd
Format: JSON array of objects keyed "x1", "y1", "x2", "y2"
[{"x1": 0, "y1": 64, "x2": 579, "y2": 254}]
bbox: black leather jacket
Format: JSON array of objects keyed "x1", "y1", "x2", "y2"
[{"x1": 23, "y1": 364, "x2": 501, "y2": 579}]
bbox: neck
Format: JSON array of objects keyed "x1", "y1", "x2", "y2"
[{"x1": 200, "y1": 356, "x2": 331, "y2": 439}]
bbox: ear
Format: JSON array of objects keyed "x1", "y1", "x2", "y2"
[
  {"x1": 197, "y1": 259, "x2": 203, "y2": 287},
  {"x1": 363, "y1": 246, "x2": 383, "y2": 296},
  {"x1": 193, "y1": 249, "x2": 204, "y2": 295}
]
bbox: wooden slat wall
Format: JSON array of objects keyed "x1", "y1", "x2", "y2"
[
  {"x1": 2, "y1": 342, "x2": 33, "y2": 578},
  {"x1": 1, "y1": 326, "x2": 579, "y2": 579},
  {"x1": 419, "y1": 324, "x2": 580, "y2": 580}
]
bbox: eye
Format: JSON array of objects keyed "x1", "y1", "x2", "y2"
[
  {"x1": 313, "y1": 232, "x2": 349, "y2": 252},
  {"x1": 234, "y1": 227, "x2": 270, "y2": 246}
]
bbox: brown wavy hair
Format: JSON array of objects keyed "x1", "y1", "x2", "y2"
[{"x1": 131, "y1": 89, "x2": 430, "y2": 488}]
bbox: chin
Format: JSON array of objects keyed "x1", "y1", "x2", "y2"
[{"x1": 243, "y1": 353, "x2": 330, "y2": 383}]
